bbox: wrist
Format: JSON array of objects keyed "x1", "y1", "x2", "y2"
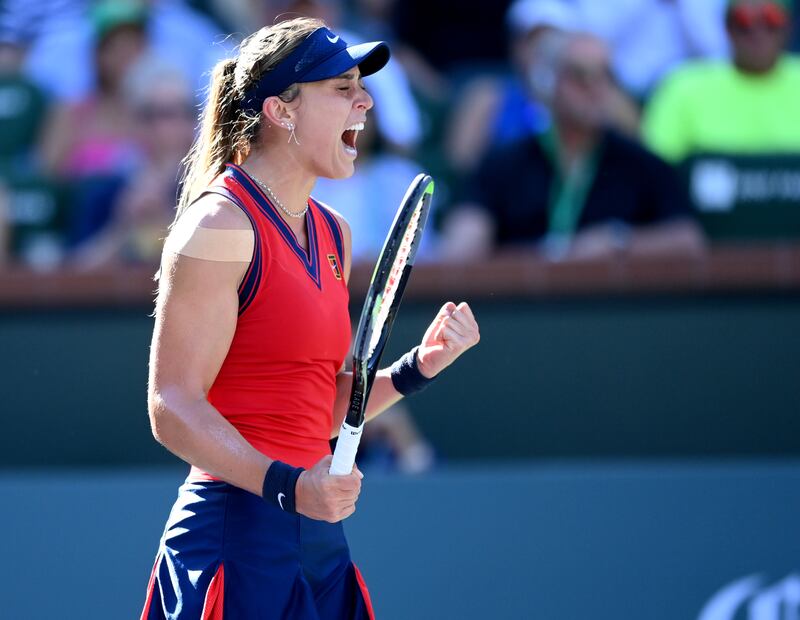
[
  {"x1": 391, "y1": 346, "x2": 438, "y2": 396},
  {"x1": 295, "y1": 471, "x2": 307, "y2": 514},
  {"x1": 415, "y1": 348, "x2": 436, "y2": 379},
  {"x1": 262, "y1": 460, "x2": 304, "y2": 514}
]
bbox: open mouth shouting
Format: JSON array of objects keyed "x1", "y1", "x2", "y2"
[{"x1": 341, "y1": 121, "x2": 364, "y2": 157}]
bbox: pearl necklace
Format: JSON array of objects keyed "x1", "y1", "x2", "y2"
[{"x1": 247, "y1": 169, "x2": 308, "y2": 219}]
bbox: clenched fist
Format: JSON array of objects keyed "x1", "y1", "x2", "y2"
[
  {"x1": 417, "y1": 301, "x2": 480, "y2": 379},
  {"x1": 296, "y1": 454, "x2": 363, "y2": 522}
]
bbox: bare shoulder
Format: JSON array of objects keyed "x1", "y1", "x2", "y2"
[
  {"x1": 182, "y1": 192, "x2": 253, "y2": 231},
  {"x1": 163, "y1": 193, "x2": 254, "y2": 266}
]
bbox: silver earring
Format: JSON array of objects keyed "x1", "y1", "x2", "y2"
[{"x1": 285, "y1": 122, "x2": 300, "y2": 145}]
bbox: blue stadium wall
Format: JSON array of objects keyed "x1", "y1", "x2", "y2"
[{"x1": 1, "y1": 294, "x2": 798, "y2": 618}]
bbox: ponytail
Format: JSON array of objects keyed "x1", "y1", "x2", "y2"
[
  {"x1": 172, "y1": 17, "x2": 326, "y2": 224},
  {"x1": 175, "y1": 58, "x2": 240, "y2": 220}
]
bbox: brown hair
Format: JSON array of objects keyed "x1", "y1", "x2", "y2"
[{"x1": 175, "y1": 17, "x2": 324, "y2": 220}]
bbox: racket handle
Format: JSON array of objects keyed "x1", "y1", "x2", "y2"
[{"x1": 329, "y1": 421, "x2": 364, "y2": 476}]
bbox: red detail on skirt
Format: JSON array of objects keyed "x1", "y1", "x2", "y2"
[
  {"x1": 201, "y1": 563, "x2": 225, "y2": 620},
  {"x1": 353, "y1": 564, "x2": 375, "y2": 620},
  {"x1": 139, "y1": 552, "x2": 161, "y2": 620}
]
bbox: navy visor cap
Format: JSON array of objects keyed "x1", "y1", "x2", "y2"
[{"x1": 240, "y1": 27, "x2": 390, "y2": 113}]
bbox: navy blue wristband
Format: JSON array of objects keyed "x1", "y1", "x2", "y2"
[
  {"x1": 262, "y1": 460, "x2": 304, "y2": 513},
  {"x1": 390, "y1": 346, "x2": 437, "y2": 396}
]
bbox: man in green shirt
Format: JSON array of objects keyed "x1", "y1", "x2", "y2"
[{"x1": 643, "y1": 0, "x2": 800, "y2": 163}]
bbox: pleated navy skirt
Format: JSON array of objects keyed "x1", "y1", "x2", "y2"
[{"x1": 140, "y1": 480, "x2": 374, "y2": 619}]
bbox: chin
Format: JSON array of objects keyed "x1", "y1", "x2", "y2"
[{"x1": 319, "y1": 163, "x2": 356, "y2": 180}]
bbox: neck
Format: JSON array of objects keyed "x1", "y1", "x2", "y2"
[
  {"x1": 733, "y1": 58, "x2": 780, "y2": 76},
  {"x1": 242, "y1": 147, "x2": 316, "y2": 216}
]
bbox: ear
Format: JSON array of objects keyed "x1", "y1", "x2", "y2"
[{"x1": 262, "y1": 96, "x2": 294, "y2": 128}]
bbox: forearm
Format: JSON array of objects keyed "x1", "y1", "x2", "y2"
[
  {"x1": 330, "y1": 301, "x2": 480, "y2": 438},
  {"x1": 150, "y1": 387, "x2": 271, "y2": 495},
  {"x1": 331, "y1": 370, "x2": 402, "y2": 437}
]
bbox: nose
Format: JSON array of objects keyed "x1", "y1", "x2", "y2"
[{"x1": 356, "y1": 85, "x2": 373, "y2": 111}]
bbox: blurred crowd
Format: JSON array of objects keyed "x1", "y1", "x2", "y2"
[{"x1": 1, "y1": 0, "x2": 800, "y2": 270}]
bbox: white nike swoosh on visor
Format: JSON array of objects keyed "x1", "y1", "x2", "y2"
[
  {"x1": 326, "y1": 34, "x2": 340, "y2": 43},
  {"x1": 278, "y1": 492, "x2": 286, "y2": 510}
]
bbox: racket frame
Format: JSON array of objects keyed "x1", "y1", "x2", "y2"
[{"x1": 329, "y1": 174, "x2": 434, "y2": 476}]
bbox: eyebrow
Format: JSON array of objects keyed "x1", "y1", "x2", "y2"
[{"x1": 335, "y1": 71, "x2": 360, "y2": 81}]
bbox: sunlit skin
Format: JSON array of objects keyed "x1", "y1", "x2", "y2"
[
  {"x1": 293, "y1": 70, "x2": 374, "y2": 179},
  {"x1": 148, "y1": 54, "x2": 480, "y2": 522},
  {"x1": 242, "y1": 69, "x2": 373, "y2": 241}
]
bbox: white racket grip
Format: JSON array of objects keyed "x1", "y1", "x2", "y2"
[{"x1": 329, "y1": 421, "x2": 364, "y2": 476}]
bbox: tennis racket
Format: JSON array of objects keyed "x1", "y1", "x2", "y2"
[{"x1": 329, "y1": 173, "x2": 434, "y2": 476}]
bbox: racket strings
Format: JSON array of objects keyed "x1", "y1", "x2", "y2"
[{"x1": 366, "y1": 204, "x2": 423, "y2": 357}]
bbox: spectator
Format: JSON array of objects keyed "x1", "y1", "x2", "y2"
[
  {"x1": 144, "y1": 0, "x2": 235, "y2": 98},
  {"x1": 69, "y1": 57, "x2": 195, "y2": 269},
  {"x1": 390, "y1": 0, "x2": 513, "y2": 75},
  {"x1": 385, "y1": 0, "x2": 519, "y2": 162},
  {"x1": 643, "y1": 0, "x2": 800, "y2": 163},
  {"x1": 0, "y1": 26, "x2": 62, "y2": 269},
  {"x1": 40, "y1": 1, "x2": 147, "y2": 178},
  {"x1": 0, "y1": 27, "x2": 50, "y2": 177},
  {"x1": 357, "y1": 404, "x2": 436, "y2": 475},
  {"x1": 443, "y1": 0, "x2": 577, "y2": 178},
  {"x1": 13, "y1": 0, "x2": 231, "y2": 104},
  {"x1": 347, "y1": 0, "x2": 397, "y2": 41},
  {"x1": 575, "y1": 0, "x2": 730, "y2": 99},
  {"x1": 440, "y1": 31, "x2": 705, "y2": 262},
  {"x1": 2, "y1": 0, "x2": 91, "y2": 102}
]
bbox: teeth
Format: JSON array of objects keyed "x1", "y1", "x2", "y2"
[{"x1": 346, "y1": 122, "x2": 365, "y2": 131}]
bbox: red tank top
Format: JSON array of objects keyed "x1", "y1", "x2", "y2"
[{"x1": 191, "y1": 163, "x2": 351, "y2": 476}]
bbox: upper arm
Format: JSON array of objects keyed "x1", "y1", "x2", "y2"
[{"x1": 149, "y1": 195, "x2": 253, "y2": 406}]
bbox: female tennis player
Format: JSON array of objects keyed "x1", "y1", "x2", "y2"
[{"x1": 140, "y1": 17, "x2": 479, "y2": 620}]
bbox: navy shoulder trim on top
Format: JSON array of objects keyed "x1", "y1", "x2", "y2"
[
  {"x1": 226, "y1": 164, "x2": 322, "y2": 289},
  {"x1": 311, "y1": 198, "x2": 345, "y2": 271},
  {"x1": 200, "y1": 186, "x2": 263, "y2": 317}
]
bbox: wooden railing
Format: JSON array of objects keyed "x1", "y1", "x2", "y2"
[{"x1": 1, "y1": 244, "x2": 799, "y2": 308}]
